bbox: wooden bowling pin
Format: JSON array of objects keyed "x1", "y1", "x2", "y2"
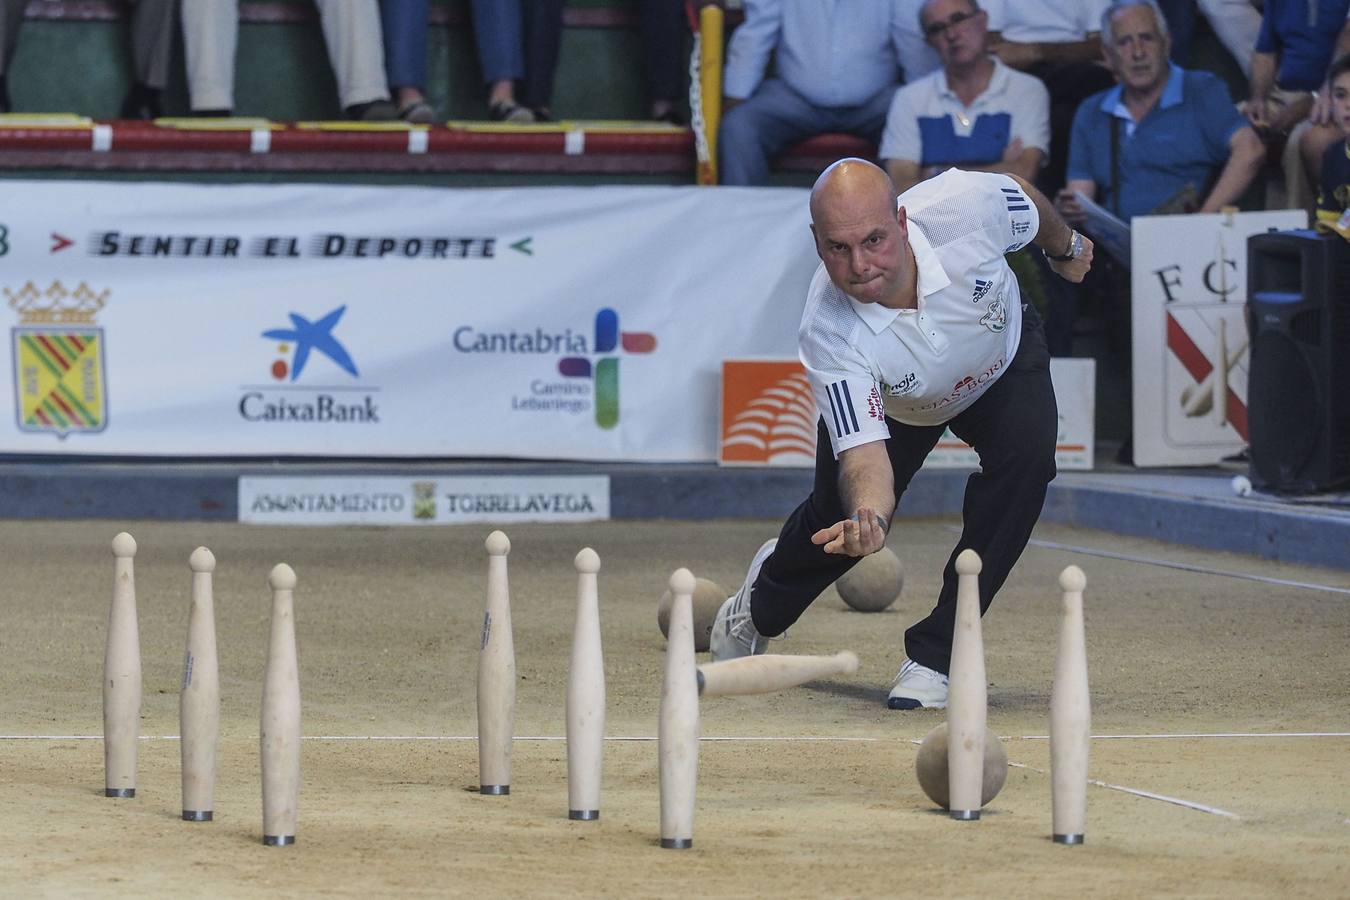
[
  {"x1": 181, "y1": 547, "x2": 220, "y2": 822},
  {"x1": 947, "y1": 548, "x2": 986, "y2": 821},
  {"x1": 478, "y1": 531, "x2": 515, "y2": 795},
  {"x1": 260, "y1": 563, "x2": 301, "y2": 846},
  {"x1": 658, "y1": 568, "x2": 699, "y2": 849},
  {"x1": 696, "y1": 651, "x2": 860, "y2": 697},
  {"x1": 566, "y1": 547, "x2": 605, "y2": 820},
  {"x1": 105, "y1": 532, "x2": 141, "y2": 798},
  {"x1": 1051, "y1": 565, "x2": 1091, "y2": 845}
]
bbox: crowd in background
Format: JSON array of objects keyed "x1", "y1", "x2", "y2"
[{"x1": 0, "y1": 0, "x2": 689, "y2": 125}]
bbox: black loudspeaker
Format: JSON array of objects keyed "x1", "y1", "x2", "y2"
[{"x1": 1246, "y1": 230, "x2": 1350, "y2": 494}]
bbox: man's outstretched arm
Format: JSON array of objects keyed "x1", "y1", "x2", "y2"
[{"x1": 813, "y1": 440, "x2": 894, "y2": 557}]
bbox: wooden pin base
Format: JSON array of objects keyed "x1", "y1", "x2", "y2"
[
  {"x1": 182, "y1": 810, "x2": 213, "y2": 822},
  {"x1": 262, "y1": 835, "x2": 296, "y2": 846},
  {"x1": 660, "y1": 838, "x2": 693, "y2": 849},
  {"x1": 104, "y1": 788, "x2": 135, "y2": 798},
  {"x1": 950, "y1": 809, "x2": 980, "y2": 821},
  {"x1": 480, "y1": 785, "x2": 510, "y2": 795},
  {"x1": 1053, "y1": 834, "x2": 1085, "y2": 845},
  {"x1": 568, "y1": 810, "x2": 599, "y2": 821}
]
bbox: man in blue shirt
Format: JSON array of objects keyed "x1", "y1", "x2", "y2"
[
  {"x1": 718, "y1": 0, "x2": 917, "y2": 185},
  {"x1": 1057, "y1": 0, "x2": 1263, "y2": 223},
  {"x1": 1247, "y1": 0, "x2": 1350, "y2": 210}
]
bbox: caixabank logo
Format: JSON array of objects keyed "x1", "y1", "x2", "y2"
[
  {"x1": 7, "y1": 281, "x2": 109, "y2": 438},
  {"x1": 240, "y1": 305, "x2": 380, "y2": 424},
  {"x1": 452, "y1": 307, "x2": 656, "y2": 429}
]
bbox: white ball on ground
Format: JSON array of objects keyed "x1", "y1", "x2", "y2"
[
  {"x1": 657, "y1": 577, "x2": 728, "y2": 653},
  {"x1": 836, "y1": 546, "x2": 904, "y2": 612},
  {"x1": 1230, "y1": 475, "x2": 1253, "y2": 497}
]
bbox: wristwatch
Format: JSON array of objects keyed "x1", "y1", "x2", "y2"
[{"x1": 1045, "y1": 230, "x2": 1084, "y2": 262}]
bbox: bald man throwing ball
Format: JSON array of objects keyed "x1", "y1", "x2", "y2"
[{"x1": 711, "y1": 159, "x2": 1092, "y2": 709}]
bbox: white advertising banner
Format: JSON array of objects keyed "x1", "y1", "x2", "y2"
[
  {"x1": 0, "y1": 180, "x2": 817, "y2": 461},
  {"x1": 1130, "y1": 210, "x2": 1305, "y2": 467},
  {"x1": 238, "y1": 475, "x2": 611, "y2": 525}
]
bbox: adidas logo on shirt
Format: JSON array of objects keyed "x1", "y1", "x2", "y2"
[{"x1": 972, "y1": 279, "x2": 993, "y2": 303}]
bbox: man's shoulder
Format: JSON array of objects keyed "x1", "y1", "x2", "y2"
[
  {"x1": 895, "y1": 69, "x2": 945, "y2": 102},
  {"x1": 799, "y1": 268, "x2": 861, "y2": 348},
  {"x1": 1175, "y1": 68, "x2": 1232, "y2": 102},
  {"x1": 998, "y1": 62, "x2": 1051, "y2": 97}
]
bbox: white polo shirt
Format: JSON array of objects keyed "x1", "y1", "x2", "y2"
[
  {"x1": 799, "y1": 169, "x2": 1039, "y2": 455},
  {"x1": 878, "y1": 58, "x2": 1050, "y2": 167}
]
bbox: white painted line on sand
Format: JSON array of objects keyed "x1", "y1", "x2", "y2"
[
  {"x1": 0, "y1": 734, "x2": 882, "y2": 743},
  {"x1": 6, "y1": 732, "x2": 1344, "y2": 742},
  {"x1": 904, "y1": 732, "x2": 1350, "y2": 744},
  {"x1": 1006, "y1": 761, "x2": 1241, "y2": 819},
  {"x1": 1022, "y1": 535, "x2": 1350, "y2": 596}
]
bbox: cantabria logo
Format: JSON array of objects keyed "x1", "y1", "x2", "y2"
[
  {"x1": 453, "y1": 307, "x2": 657, "y2": 430},
  {"x1": 558, "y1": 309, "x2": 656, "y2": 428}
]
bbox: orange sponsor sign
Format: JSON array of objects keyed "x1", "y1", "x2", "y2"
[{"x1": 719, "y1": 360, "x2": 817, "y2": 467}]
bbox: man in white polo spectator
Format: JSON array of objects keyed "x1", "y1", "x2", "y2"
[{"x1": 880, "y1": 0, "x2": 1050, "y2": 195}]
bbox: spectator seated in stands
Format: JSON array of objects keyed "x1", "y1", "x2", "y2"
[
  {"x1": 716, "y1": 0, "x2": 916, "y2": 186},
  {"x1": 1314, "y1": 53, "x2": 1350, "y2": 238},
  {"x1": 879, "y1": 0, "x2": 1049, "y2": 195},
  {"x1": 183, "y1": 0, "x2": 397, "y2": 120},
  {"x1": 0, "y1": 0, "x2": 175, "y2": 118},
  {"x1": 981, "y1": 0, "x2": 1116, "y2": 192},
  {"x1": 1057, "y1": 0, "x2": 1264, "y2": 225},
  {"x1": 1246, "y1": 0, "x2": 1350, "y2": 211},
  {"x1": 1048, "y1": 0, "x2": 1264, "y2": 367}
]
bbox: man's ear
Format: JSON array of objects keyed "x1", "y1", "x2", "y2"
[{"x1": 896, "y1": 206, "x2": 908, "y2": 237}]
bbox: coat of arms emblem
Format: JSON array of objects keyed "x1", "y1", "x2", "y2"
[{"x1": 9, "y1": 281, "x2": 109, "y2": 437}]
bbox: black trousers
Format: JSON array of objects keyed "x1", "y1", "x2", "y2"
[{"x1": 750, "y1": 305, "x2": 1058, "y2": 675}]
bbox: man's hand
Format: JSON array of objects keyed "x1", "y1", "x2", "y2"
[
  {"x1": 1055, "y1": 188, "x2": 1087, "y2": 227},
  {"x1": 812, "y1": 508, "x2": 888, "y2": 557},
  {"x1": 1311, "y1": 84, "x2": 1332, "y2": 126},
  {"x1": 1244, "y1": 96, "x2": 1269, "y2": 130},
  {"x1": 1049, "y1": 233, "x2": 1094, "y2": 283}
]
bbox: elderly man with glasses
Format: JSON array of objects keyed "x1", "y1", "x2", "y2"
[{"x1": 879, "y1": 0, "x2": 1050, "y2": 196}]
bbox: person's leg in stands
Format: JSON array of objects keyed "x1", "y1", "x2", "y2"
[
  {"x1": 469, "y1": 0, "x2": 531, "y2": 121},
  {"x1": 519, "y1": 0, "x2": 563, "y2": 118},
  {"x1": 823, "y1": 83, "x2": 894, "y2": 149},
  {"x1": 718, "y1": 79, "x2": 829, "y2": 186},
  {"x1": 314, "y1": 0, "x2": 396, "y2": 119},
  {"x1": 182, "y1": 0, "x2": 237, "y2": 114},
  {"x1": 640, "y1": 0, "x2": 686, "y2": 123},
  {"x1": 123, "y1": 0, "x2": 176, "y2": 119},
  {"x1": 379, "y1": 0, "x2": 434, "y2": 122},
  {"x1": 0, "y1": 0, "x2": 28, "y2": 112}
]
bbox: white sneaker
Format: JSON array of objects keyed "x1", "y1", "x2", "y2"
[
  {"x1": 887, "y1": 659, "x2": 949, "y2": 709},
  {"x1": 709, "y1": 538, "x2": 778, "y2": 661}
]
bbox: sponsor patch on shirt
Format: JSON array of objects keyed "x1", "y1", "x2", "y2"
[
  {"x1": 972, "y1": 279, "x2": 993, "y2": 303},
  {"x1": 979, "y1": 297, "x2": 1007, "y2": 333},
  {"x1": 882, "y1": 372, "x2": 921, "y2": 396},
  {"x1": 866, "y1": 385, "x2": 885, "y2": 421}
]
